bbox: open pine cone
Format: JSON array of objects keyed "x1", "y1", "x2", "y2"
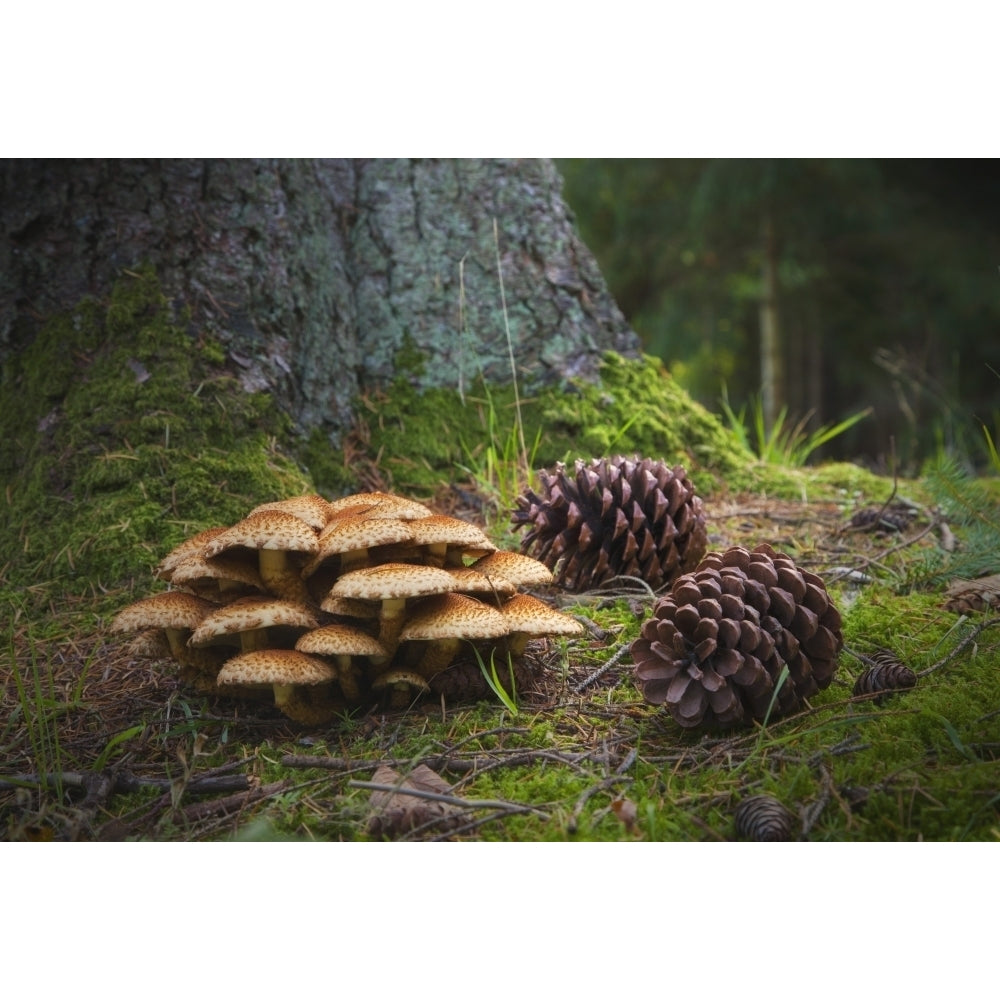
[
  {"x1": 631, "y1": 543, "x2": 843, "y2": 729},
  {"x1": 511, "y1": 456, "x2": 708, "y2": 592}
]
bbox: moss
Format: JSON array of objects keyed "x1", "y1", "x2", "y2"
[{"x1": 0, "y1": 265, "x2": 312, "y2": 610}]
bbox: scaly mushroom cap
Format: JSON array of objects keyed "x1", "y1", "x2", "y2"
[
  {"x1": 295, "y1": 624, "x2": 388, "y2": 659},
  {"x1": 498, "y1": 593, "x2": 585, "y2": 655},
  {"x1": 155, "y1": 528, "x2": 228, "y2": 581},
  {"x1": 188, "y1": 596, "x2": 319, "y2": 649},
  {"x1": 111, "y1": 591, "x2": 216, "y2": 634},
  {"x1": 327, "y1": 491, "x2": 434, "y2": 521},
  {"x1": 248, "y1": 494, "x2": 334, "y2": 531},
  {"x1": 471, "y1": 550, "x2": 555, "y2": 588},
  {"x1": 399, "y1": 593, "x2": 509, "y2": 644},
  {"x1": 204, "y1": 509, "x2": 320, "y2": 558},
  {"x1": 216, "y1": 648, "x2": 337, "y2": 688},
  {"x1": 329, "y1": 563, "x2": 459, "y2": 602},
  {"x1": 302, "y1": 515, "x2": 416, "y2": 578}
]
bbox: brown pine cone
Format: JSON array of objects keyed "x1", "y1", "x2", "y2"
[
  {"x1": 511, "y1": 455, "x2": 708, "y2": 592},
  {"x1": 631, "y1": 543, "x2": 843, "y2": 729}
]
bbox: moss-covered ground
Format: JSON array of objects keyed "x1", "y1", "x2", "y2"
[{"x1": 2, "y1": 268, "x2": 998, "y2": 841}]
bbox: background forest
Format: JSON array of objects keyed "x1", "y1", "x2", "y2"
[{"x1": 558, "y1": 159, "x2": 1000, "y2": 474}]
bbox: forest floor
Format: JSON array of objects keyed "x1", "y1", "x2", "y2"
[{"x1": 4, "y1": 483, "x2": 999, "y2": 843}]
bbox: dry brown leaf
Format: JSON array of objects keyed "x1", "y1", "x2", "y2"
[{"x1": 366, "y1": 764, "x2": 464, "y2": 838}]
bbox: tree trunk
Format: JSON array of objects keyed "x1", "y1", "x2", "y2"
[
  {"x1": 758, "y1": 208, "x2": 784, "y2": 432},
  {"x1": 0, "y1": 159, "x2": 640, "y2": 441}
]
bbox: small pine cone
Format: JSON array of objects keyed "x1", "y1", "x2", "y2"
[
  {"x1": 734, "y1": 794, "x2": 796, "y2": 841},
  {"x1": 631, "y1": 543, "x2": 843, "y2": 729},
  {"x1": 853, "y1": 648, "x2": 917, "y2": 701},
  {"x1": 511, "y1": 455, "x2": 708, "y2": 592}
]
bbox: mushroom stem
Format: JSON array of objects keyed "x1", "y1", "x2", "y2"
[
  {"x1": 272, "y1": 682, "x2": 341, "y2": 725},
  {"x1": 258, "y1": 549, "x2": 310, "y2": 604},
  {"x1": 335, "y1": 655, "x2": 364, "y2": 703},
  {"x1": 377, "y1": 597, "x2": 408, "y2": 657}
]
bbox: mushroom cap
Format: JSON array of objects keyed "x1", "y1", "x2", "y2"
[
  {"x1": 203, "y1": 509, "x2": 320, "y2": 557},
  {"x1": 155, "y1": 528, "x2": 228, "y2": 581},
  {"x1": 216, "y1": 649, "x2": 337, "y2": 688},
  {"x1": 498, "y1": 593, "x2": 585, "y2": 638},
  {"x1": 445, "y1": 567, "x2": 517, "y2": 599},
  {"x1": 399, "y1": 593, "x2": 509, "y2": 643},
  {"x1": 111, "y1": 591, "x2": 217, "y2": 633},
  {"x1": 329, "y1": 562, "x2": 459, "y2": 602},
  {"x1": 295, "y1": 624, "x2": 388, "y2": 659},
  {"x1": 471, "y1": 551, "x2": 555, "y2": 587},
  {"x1": 247, "y1": 495, "x2": 333, "y2": 531},
  {"x1": 327, "y1": 491, "x2": 434, "y2": 521},
  {"x1": 189, "y1": 596, "x2": 319, "y2": 646},
  {"x1": 302, "y1": 516, "x2": 416, "y2": 577},
  {"x1": 406, "y1": 515, "x2": 496, "y2": 553}
]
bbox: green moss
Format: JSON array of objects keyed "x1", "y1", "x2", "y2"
[{"x1": 0, "y1": 265, "x2": 312, "y2": 609}]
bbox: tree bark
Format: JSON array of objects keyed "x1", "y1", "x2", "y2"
[{"x1": 1, "y1": 159, "x2": 639, "y2": 441}]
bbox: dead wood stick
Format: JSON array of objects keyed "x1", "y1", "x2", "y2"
[
  {"x1": 572, "y1": 640, "x2": 633, "y2": 693},
  {"x1": 917, "y1": 617, "x2": 1000, "y2": 678},
  {"x1": 176, "y1": 780, "x2": 290, "y2": 824},
  {"x1": 348, "y1": 779, "x2": 549, "y2": 818}
]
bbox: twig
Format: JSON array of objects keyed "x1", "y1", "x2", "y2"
[
  {"x1": 348, "y1": 779, "x2": 549, "y2": 818},
  {"x1": 572, "y1": 641, "x2": 633, "y2": 693},
  {"x1": 916, "y1": 617, "x2": 1000, "y2": 678}
]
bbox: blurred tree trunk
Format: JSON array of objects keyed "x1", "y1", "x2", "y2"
[
  {"x1": 0, "y1": 159, "x2": 639, "y2": 442},
  {"x1": 758, "y1": 208, "x2": 784, "y2": 431}
]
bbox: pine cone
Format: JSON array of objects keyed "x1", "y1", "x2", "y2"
[
  {"x1": 853, "y1": 649, "x2": 917, "y2": 701},
  {"x1": 631, "y1": 543, "x2": 843, "y2": 729},
  {"x1": 511, "y1": 456, "x2": 708, "y2": 592},
  {"x1": 734, "y1": 794, "x2": 796, "y2": 841}
]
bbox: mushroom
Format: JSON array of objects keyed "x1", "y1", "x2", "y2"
[
  {"x1": 470, "y1": 550, "x2": 555, "y2": 588},
  {"x1": 216, "y1": 648, "x2": 341, "y2": 725},
  {"x1": 327, "y1": 491, "x2": 434, "y2": 521},
  {"x1": 188, "y1": 596, "x2": 319, "y2": 653},
  {"x1": 111, "y1": 591, "x2": 217, "y2": 663},
  {"x1": 155, "y1": 527, "x2": 228, "y2": 582},
  {"x1": 168, "y1": 551, "x2": 268, "y2": 602},
  {"x1": 405, "y1": 515, "x2": 497, "y2": 567},
  {"x1": 247, "y1": 494, "x2": 334, "y2": 531},
  {"x1": 202, "y1": 508, "x2": 319, "y2": 604},
  {"x1": 109, "y1": 591, "x2": 229, "y2": 691},
  {"x1": 294, "y1": 624, "x2": 389, "y2": 703},
  {"x1": 497, "y1": 593, "x2": 585, "y2": 655},
  {"x1": 370, "y1": 669, "x2": 432, "y2": 709},
  {"x1": 301, "y1": 515, "x2": 416, "y2": 580},
  {"x1": 398, "y1": 593, "x2": 509, "y2": 677},
  {"x1": 326, "y1": 562, "x2": 459, "y2": 657}
]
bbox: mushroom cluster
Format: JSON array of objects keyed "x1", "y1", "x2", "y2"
[{"x1": 111, "y1": 492, "x2": 583, "y2": 724}]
